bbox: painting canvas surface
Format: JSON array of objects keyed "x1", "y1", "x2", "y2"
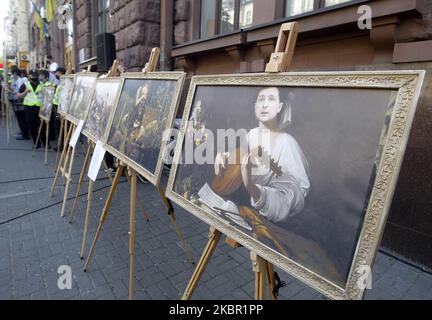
[
  {"x1": 67, "y1": 74, "x2": 97, "y2": 124},
  {"x1": 83, "y1": 79, "x2": 122, "y2": 142},
  {"x1": 166, "y1": 72, "x2": 425, "y2": 299}
]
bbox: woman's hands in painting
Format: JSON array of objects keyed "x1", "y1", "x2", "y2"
[
  {"x1": 214, "y1": 152, "x2": 230, "y2": 177},
  {"x1": 240, "y1": 149, "x2": 261, "y2": 203},
  {"x1": 214, "y1": 149, "x2": 261, "y2": 202}
]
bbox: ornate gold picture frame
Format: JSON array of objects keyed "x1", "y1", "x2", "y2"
[
  {"x1": 82, "y1": 77, "x2": 122, "y2": 143},
  {"x1": 66, "y1": 72, "x2": 98, "y2": 125},
  {"x1": 39, "y1": 86, "x2": 55, "y2": 122},
  {"x1": 57, "y1": 75, "x2": 76, "y2": 117},
  {"x1": 166, "y1": 71, "x2": 425, "y2": 300},
  {"x1": 104, "y1": 72, "x2": 186, "y2": 186}
]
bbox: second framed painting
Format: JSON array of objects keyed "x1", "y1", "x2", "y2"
[
  {"x1": 66, "y1": 72, "x2": 98, "y2": 125},
  {"x1": 57, "y1": 75, "x2": 75, "y2": 116},
  {"x1": 104, "y1": 72, "x2": 186, "y2": 186},
  {"x1": 83, "y1": 78, "x2": 122, "y2": 143}
]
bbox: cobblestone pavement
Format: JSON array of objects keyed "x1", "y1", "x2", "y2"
[{"x1": 0, "y1": 126, "x2": 431, "y2": 300}]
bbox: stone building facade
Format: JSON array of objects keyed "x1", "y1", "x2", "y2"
[
  {"x1": 26, "y1": 0, "x2": 161, "y2": 72},
  {"x1": 28, "y1": 0, "x2": 67, "y2": 69},
  {"x1": 74, "y1": 0, "x2": 161, "y2": 71},
  {"x1": 7, "y1": 0, "x2": 30, "y2": 55}
]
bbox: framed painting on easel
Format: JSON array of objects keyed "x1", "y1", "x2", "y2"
[
  {"x1": 66, "y1": 72, "x2": 98, "y2": 125},
  {"x1": 166, "y1": 71, "x2": 425, "y2": 300},
  {"x1": 39, "y1": 86, "x2": 55, "y2": 122},
  {"x1": 57, "y1": 75, "x2": 75, "y2": 117},
  {"x1": 104, "y1": 72, "x2": 186, "y2": 186},
  {"x1": 82, "y1": 77, "x2": 122, "y2": 143}
]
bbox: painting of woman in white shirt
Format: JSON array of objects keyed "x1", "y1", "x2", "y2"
[{"x1": 214, "y1": 87, "x2": 310, "y2": 223}]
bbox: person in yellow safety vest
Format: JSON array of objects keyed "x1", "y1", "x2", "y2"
[
  {"x1": 17, "y1": 70, "x2": 45, "y2": 148},
  {"x1": 52, "y1": 67, "x2": 67, "y2": 152},
  {"x1": 38, "y1": 69, "x2": 55, "y2": 94}
]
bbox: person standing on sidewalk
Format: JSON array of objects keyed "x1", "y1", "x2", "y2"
[
  {"x1": 52, "y1": 67, "x2": 66, "y2": 151},
  {"x1": 11, "y1": 69, "x2": 30, "y2": 140},
  {"x1": 17, "y1": 70, "x2": 43, "y2": 148}
]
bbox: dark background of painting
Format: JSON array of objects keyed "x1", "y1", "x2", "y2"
[
  {"x1": 174, "y1": 85, "x2": 395, "y2": 286},
  {"x1": 84, "y1": 81, "x2": 121, "y2": 141},
  {"x1": 107, "y1": 79, "x2": 176, "y2": 175},
  {"x1": 58, "y1": 77, "x2": 74, "y2": 113},
  {"x1": 68, "y1": 76, "x2": 96, "y2": 120}
]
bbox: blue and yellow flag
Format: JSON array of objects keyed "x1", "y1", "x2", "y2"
[
  {"x1": 31, "y1": 0, "x2": 49, "y2": 41},
  {"x1": 45, "y1": 0, "x2": 57, "y2": 23}
]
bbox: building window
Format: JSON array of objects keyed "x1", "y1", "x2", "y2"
[
  {"x1": 98, "y1": 0, "x2": 112, "y2": 33},
  {"x1": 201, "y1": 0, "x2": 217, "y2": 39},
  {"x1": 200, "y1": 0, "x2": 254, "y2": 39},
  {"x1": 240, "y1": 0, "x2": 253, "y2": 28},
  {"x1": 324, "y1": 0, "x2": 351, "y2": 7},
  {"x1": 285, "y1": 0, "x2": 352, "y2": 17}
]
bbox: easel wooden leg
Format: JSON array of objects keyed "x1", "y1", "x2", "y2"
[
  {"x1": 182, "y1": 228, "x2": 221, "y2": 300},
  {"x1": 69, "y1": 143, "x2": 93, "y2": 222},
  {"x1": 83, "y1": 165, "x2": 125, "y2": 271},
  {"x1": 55, "y1": 117, "x2": 64, "y2": 169},
  {"x1": 266, "y1": 262, "x2": 277, "y2": 300},
  {"x1": 126, "y1": 174, "x2": 150, "y2": 222},
  {"x1": 61, "y1": 144, "x2": 72, "y2": 184},
  {"x1": 128, "y1": 169, "x2": 137, "y2": 300},
  {"x1": 102, "y1": 160, "x2": 114, "y2": 185},
  {"x1": 6, "y1": 101, "x2": 10, "y2": 145},
  {"x1": 45, "y1": 121, "x2": 49, "y2": 166},
  {"x1": 136, "y1": 192, "x2": 150, "y2": 222},
  {"x1": 80, "y1": 180, "x2": 94, "y2": 259},
  {"x1": 157, "y1": 185, "x2": 194, "y2": 264},
  {"x1": 182, "y1": 229, "x2": 279, "y2": 300},
  {"x1": 252, "y1": 253, "x2": 267, "y2": 300},
  {"x1": 60, "y1": 147, "x2": 76, "y2": 217},
  {"x1": 50, "y1": 123, "x2": 73, "y2": 197},
  {"x1": 32, "y1": 122, "x2": 43, "y2": 156}
]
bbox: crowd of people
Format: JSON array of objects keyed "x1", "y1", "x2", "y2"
[{"x1": 4, "y1": 63, "x2": 66, "y2": 149}]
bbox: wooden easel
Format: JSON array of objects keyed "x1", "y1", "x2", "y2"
[
  {"x1": 4, "y1": 93, "x2": 14, "y2": 145},
  {"x1": 66, "y1": 60, "x2": 150, "y2": 259},
  {"x1": 83, "y1": 48, "x2": 194, "y2": 300},
  {"x1": 53, "y1": 120, "x2": 78, "y2": 217},
  {"x1": 68, "y1": 59, "x2": 120, "y2": 224},
  {"x1": 51, "y1": 66, "x2": 93, "y2": 217},
  {"x1": 67, "y1": 139, "x2": 114, "y2": 223},
  {"x1": 70, "y1": 147, "x2": 153, "y2": 259},
  {"x1": 182, "y1": 22, "x2": 299, "y2": 301},
  {"x1": 50, "y1": 115, "x2": 77, "y2": 196},
  {"x1": 54, "y1": 63, "x2": 73, "y2": 170},
  {"x1": 32, "y1": 117, "x2": 50, "y2": 165},
  {"x1": 3, "y1": 60, "x2": 17, "y2": 145}
]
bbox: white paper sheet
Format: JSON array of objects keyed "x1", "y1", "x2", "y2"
[
  {"x1": 198, "y1": 183, "x2": 252, "y2": 231},
  {"x1": 69, "y1": 120, "x2": 84, "y2": 148},
  {"x1": 87, "y1": 140, "x2": 106, "y2": 182}
]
